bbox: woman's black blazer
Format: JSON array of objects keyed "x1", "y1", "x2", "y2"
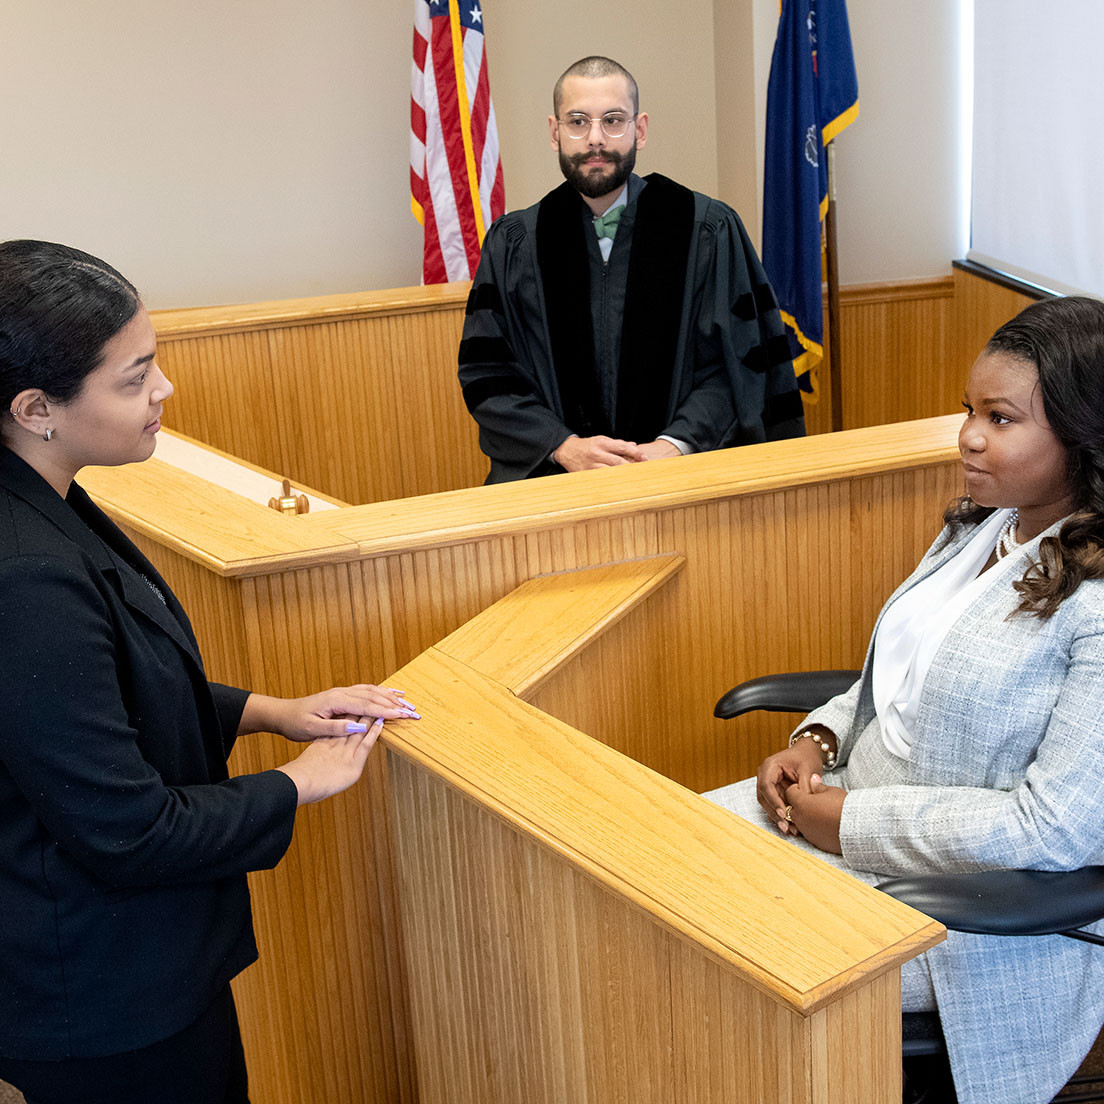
[{"x1": 0, "y1": 448, "x2": 298, "y2": 1060}]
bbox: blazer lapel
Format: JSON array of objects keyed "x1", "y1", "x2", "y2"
[
  {"x1": 66, "y1": 482, "x2": 205, "y2": 671},
  {"x1": 0, "y1": 451, "x2": 204, "y2": 673}
]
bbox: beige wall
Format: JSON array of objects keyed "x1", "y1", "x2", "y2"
[
  {"x1": 4, "y1": 0, "x2": 425, "y2": 307},
  {"x1": 3, "y1": 1, "x2": 963, "y2": 308},
  {"x1": 830, "y1": 0, "x2": 966, "y2": 285}
]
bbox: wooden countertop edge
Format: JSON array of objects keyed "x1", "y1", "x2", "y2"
[
  {"x1": 150, "y1": 275, "x2": 953, "y2": 337},
  {"x1": 316, "y1": 416, "x2": 963, "y2": 557},
  {"x1": 86, "y1": 415, "x2": 963, "y2": 577},
  {"x1": 150, "y1": 282, "x2": 471, "y2": 337},
  {"x1": 82, "y1": 459, "x2": 360, "y2": 576}
]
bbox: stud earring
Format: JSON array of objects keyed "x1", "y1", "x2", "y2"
[{"x1": 42, "y1": 428, "x2": 53, "y2": 442}]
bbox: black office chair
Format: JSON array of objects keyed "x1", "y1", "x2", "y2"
[{"x1": 715, "y1": 671, "x2": 1104, "y2": 1104}]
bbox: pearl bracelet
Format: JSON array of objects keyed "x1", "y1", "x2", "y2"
[{"x1": 789, "y1": 729, "x2": 838, "y2": 770}]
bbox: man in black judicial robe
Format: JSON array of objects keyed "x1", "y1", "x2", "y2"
[{"x1": 458, "y1": 55, "x2": 805, "y2": 484}]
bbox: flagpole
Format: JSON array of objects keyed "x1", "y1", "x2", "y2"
[{"x1": 824, "y1": 140, "x2": 844, "y2": 433}]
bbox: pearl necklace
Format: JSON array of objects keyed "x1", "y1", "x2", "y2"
[{"x1": 996, "y1": 509, "x2": 1020, "y2": 559}]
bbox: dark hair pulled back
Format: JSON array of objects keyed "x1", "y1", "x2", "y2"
[
  {"x1": 0, "y1": 240, "x2": 140, "y2": 429},
  {"x1": 943, "y1": 295, "x2": 1104, "y2": 617}
]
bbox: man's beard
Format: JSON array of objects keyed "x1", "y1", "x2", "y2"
[{"x1": 558, "y1": 145, "x2": 636, "y2": 199}]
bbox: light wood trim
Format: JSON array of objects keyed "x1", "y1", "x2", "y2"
[
  {"x1": 149, "y1": 276, "x2": 950, "y2": 339},
  {"x1": 838, "y1": 275, "x2": 954, "y2": 306},
  {"x1": 311, "y1": 416, "x2": 962, "y2": 556},
  {"x1": 80, "y1": 416, "x2": 962, "y2": 575},
  {"x1": 82, "y1": 459, "x2": 358, "y2": 573},
  {"x1": 150, "y1": 282, "x2": 471, "y2": 338},
  {"x1": 382, "y1": 648, "x2": 943, "y2": 1015},
  {"x1": 435, "y1": 555, "x2": 685, "y2": 696}
]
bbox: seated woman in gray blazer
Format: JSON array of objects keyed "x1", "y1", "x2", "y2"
[
  {"x1": 705, "y1": 295, "x2": 1104, "y2": 1104},
  {"x1": 0, "y1": 240, "x2": 420, "y2": 1104}
]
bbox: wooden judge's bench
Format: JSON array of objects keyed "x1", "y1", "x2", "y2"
[{"x1": 74, "y1": 271, "x2": 1029, "y2": 1103}]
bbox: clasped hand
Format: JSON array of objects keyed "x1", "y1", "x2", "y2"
[
  {"x1": 755, "y1": 739, "x2": 845, "y2": 854},
  {"x1": 553, "y1": 435, "x2": 681, "y2": 471}
]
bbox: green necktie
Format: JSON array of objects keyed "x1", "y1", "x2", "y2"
[{"x1": 593, "y1": 204, "x2": 625, "y2": 241}]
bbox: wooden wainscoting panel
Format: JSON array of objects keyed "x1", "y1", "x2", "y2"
[
  {"x1": 837, "y1": 277, "x2": 957, "y2": 430},
  {"x1": 381, "y1": 652, "x2": 941, "y2": 1008},
  {"x1": 146, "y1": 272, "x2": 1019, "y2": 509},
  {"x1": 146, "y1": 274, "x2": 1008, "y2": 505},
  {"x1": 668, "y1": 939, "x2": 902, "y2": 1104},
  {"x1": 154, "y1": 288, "x2": 482, "y2": 506},
  {"x1": 221, "y1": 565, "x2": 417, "y2": 1104},
  {"x1": 524, "y1": 582, "x2": 686, "y2": 780},
  {"x1": 156, "y1": 329, "x2": 284, "y2": 475},
  {"x1": 521, "y1": 459, "x2": 961, "y2": 793},
  {"x1": 389, "y1": 751, "x2": 675, "y2": 1104},
  {"x1": 260, "y1": 306, "x2": 481, "y2": 505},
  {"x1": 265, "y1": 316, "x2": 396, "y2": 505},
  {"x1": 953, "y1": 265, "x2": 1038, "y2": 384},
  {"x1": 382, "y1": 307, "x2": 488, "y2": 497},
  {"x1": 386, "y1": 745, "x2": 920, "y2": 1102},
  {"x1": 802, "y1": 277, "x2": 957, "y2": 437}
]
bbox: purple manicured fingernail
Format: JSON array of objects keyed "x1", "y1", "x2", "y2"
[
  {"x1": 345, "y1": 722, "x2": 368, "y2": 734},
  {"x1": 401, "y1": 710, "x2": 421, "y2": 720}
]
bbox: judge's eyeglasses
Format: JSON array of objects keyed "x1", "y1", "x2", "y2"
[{"x1": 557, "y1": 113, "x2": 637, "y2": 140}]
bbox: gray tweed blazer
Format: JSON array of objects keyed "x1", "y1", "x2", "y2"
[{"x1": 805, "y1": 518, "x2": 1104, "y2": 1104}]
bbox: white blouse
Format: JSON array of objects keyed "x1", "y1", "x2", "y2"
[{"x1": 872, "y1": 508, "x2": 1030, "y2": 759}]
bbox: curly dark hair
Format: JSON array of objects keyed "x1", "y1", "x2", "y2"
[
  {"x1": 0, "y1": 240, "x2": 140, "y2": 442},
  {"x1": 943, "y1": 295, "x2": 1104, "y2": 618}
]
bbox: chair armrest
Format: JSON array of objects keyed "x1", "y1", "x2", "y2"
[
  {"x1": 876, "y1": 868, "x2": 1104, "y2": 936},
  {"x1": 713, "y1": 670, "x2": 860, "y2": 719}
]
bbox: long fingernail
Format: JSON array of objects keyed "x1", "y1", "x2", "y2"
[
  {"x1": 345, "y1": 722, "x2": 368, "y2": 734},
  {"x1": 400, "y1": 710, "x2": 421, "y2": 719}
]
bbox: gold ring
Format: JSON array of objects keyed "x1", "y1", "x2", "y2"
[{"x1": 784, "y1": 805, "x2": 793, "y2": 823}]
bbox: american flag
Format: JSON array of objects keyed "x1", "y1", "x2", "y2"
[{"x1": 410, "y1": 0, "x2": 505, "y2": 284}]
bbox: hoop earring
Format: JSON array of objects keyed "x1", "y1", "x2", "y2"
[
  {"x1": 42, "y1": 428, "x2": 53, "y2": 442},
  {"x1": 11, "y1": 406, "x2": 20, "y2": 417}
]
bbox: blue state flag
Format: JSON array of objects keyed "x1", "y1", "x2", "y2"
[{"x1": 762, "y1": 0, "x2": 858, "y2": 396}]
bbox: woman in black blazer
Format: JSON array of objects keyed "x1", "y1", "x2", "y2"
[{"x1": 0, "y1": 241, "x2": 419, "y2": 1104}]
